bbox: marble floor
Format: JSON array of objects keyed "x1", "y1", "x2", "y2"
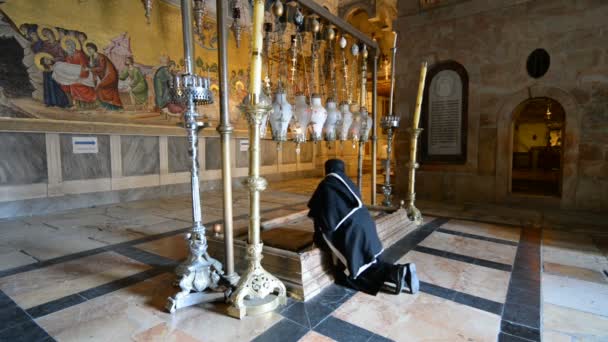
[{"x1": 0, "y1": 177, "x2": 607, "y2": 341}]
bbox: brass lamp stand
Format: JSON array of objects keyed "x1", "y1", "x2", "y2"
[{"x1": 227, "y1": 0, "x2": 287, "y2": 319}]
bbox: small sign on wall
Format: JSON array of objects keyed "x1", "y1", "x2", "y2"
[
  {"x1": 240, "y1": 140, "x2": 249, "y2": 152},
  {"x1": 72, "y1": 137, "x2": 98, "y2": 154}
]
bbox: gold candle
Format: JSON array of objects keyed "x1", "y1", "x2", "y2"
[
  {"x1": 248, "y1": 0, "x2": 265, "y2": 103},
  {"x1": 412, "y1": 62, "x2": 427, "y2": 129}
]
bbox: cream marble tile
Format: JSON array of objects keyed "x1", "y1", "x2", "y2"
[
  {"x1": 441, "y1": 219, "x2": 521, "y2": 242},
  {"x1": 397, "y1": 251, "x2": 462, "y2": 291},
  {"x1": 399, "y1": 251, "x2": 510, "y2": 303},
  {"x1": 136, "y1": 235, "x2": 189, "y2": 261},
  {"x1": 542, "y1": 330, "x2": 573, "y2": 342},
  {"x1": 419, "y1": 231, "x2": 517, "y2": 265},
  {"x1": 13, "y1": 227, "x2": 106, "y2": 261},
  {"x1": 298, "y1": 331, "x2": 336, "y2": 342},
  {"x1": 133, "y1": 323, "x2": 202, "y2": 342},
  {"x1": 33, "y1": 259, "x2": 280, "y2": 342},
  {"x1": 384, "y1": 293, "x2": 500, "y2": 342},
  {"x1": 104, "y1": 205, "x2": 170, "y2": 220},
  {"x1": 544, "y1": 262, "x2": 607, "y2": 284},
  {"x1": 124, "y1": 219, "x2": 193, "y2": 236},
  {"x1": 543, "y1": 303, "x2": 608, "y2": 338},
  {"x1": 36, "y1": 273, "x2": 173, "y2": 342},
  {"x1": 543, "y1": 273, "x2": 608, "y2": 317},
  {"x1": 0, "y1": 251, "x2": 150, "y2": 309},
  {"x1": 454, "y1": 261, "x2": 510, "y2": 303},
  {"x1": 333, "y1": 291, "x2": 416, "y2": 338},
  {"x1": 168, "y1": 302, "x2": 282, "y2": 342},
  {"x1": 543, "y1": 230, "x2": 608, "y2": 274},
  {"x1": 0, "y1": 248, "x2": 37, "y2": 271}
]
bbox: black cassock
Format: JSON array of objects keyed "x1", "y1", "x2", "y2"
[{"x1": 308, "y1": 162, "x2": 398, "y2": 295}]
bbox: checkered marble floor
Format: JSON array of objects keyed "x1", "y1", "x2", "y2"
[{"x1": 0, "y1": 177, "x2": 606, "y2": 341}]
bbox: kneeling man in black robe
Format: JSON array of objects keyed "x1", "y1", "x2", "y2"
[{"x1": 308, "y1": 159, "x2": 419, "y2": 295}]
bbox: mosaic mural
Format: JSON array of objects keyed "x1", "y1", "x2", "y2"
[{"x1": 0, "y1": 0, "x2": 251, "y2": 128}]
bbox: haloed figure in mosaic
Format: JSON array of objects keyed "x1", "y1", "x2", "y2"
[{"x1": 308, "y1": 159, "x2": 419, "y2": 295}]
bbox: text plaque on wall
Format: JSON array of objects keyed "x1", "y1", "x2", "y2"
[{"x1": 421, "y1": 61, "x2": 468, "y2": 164}]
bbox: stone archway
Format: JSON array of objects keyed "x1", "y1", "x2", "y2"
[{"x1": 495, "y1": 85, "x2": 580, "y2": 209}]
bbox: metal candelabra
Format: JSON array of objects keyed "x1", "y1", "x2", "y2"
[
  {"x1": 381, "y1": 115, "x2": 400, "y2": 207},
  {"x1": 166, "y1": 0, "x2": 225, "y2": 313}
]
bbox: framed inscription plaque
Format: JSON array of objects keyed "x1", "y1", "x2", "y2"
[{"x1": 420, "y1": 61, "x2": 468, "y2": 164}]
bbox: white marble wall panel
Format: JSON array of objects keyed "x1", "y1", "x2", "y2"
[
  {"x1": 60, "y1": 134, "x2": 110, "y2": 181},
  {"x1": 300, "y1": 142, "x2": 314, "y2": 163},
  {"x1": 0, "y1": 132, "x2": 47, "y2": 185},
  {"x1": 282, "y1": 142, "x2": 297, "y2": 164},
  {"x1": 121, "y1": 136, "x2": 160, "y2": 176},
  {"x1": 205, "y1": 137, "x2": 221, "y2": 170},
  {"x1": 261, "y1": 139, "x2": 278, "y2": 166},
  {"x1": 168, "y1": 136, "x2": 190, "y2": 173},
  {"x1": 235, "y1": 138, "x2": 249, "y2": 168}
]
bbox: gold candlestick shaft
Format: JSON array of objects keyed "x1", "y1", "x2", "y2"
[
  {"x1": 405, "y1": 62, "x2": 427, "y2": 224},
  {"x1": 228, "y1": 0, "x2": 286, "y2": 319}
]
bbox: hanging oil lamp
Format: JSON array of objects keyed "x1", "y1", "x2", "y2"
[
  {"x1": 293, "y1": 93, "x2": 311, "y2": 152},
  {"x1": 270, "y1": 81, "x2": 293, "y2": 146},
  {"x1": 337, "y1": 35, "x2": 353, "y2": 144},
  {"x1": 193, "y1": 0, "x2": 206, "y2": 36},
  {"x1": 231, "y1": 0, "x2": 242, "y2": 48},
  {"x1": 143, "y1": 0, "x2": 152, "y2": 24}
]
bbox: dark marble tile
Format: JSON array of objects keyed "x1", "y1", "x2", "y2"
[
  {"x1": 419, "y1": 281, "x2": 457, "y2": 301},
  {"x1": 502, "y1": 303, "x2": 540, "y2": 329},
  {"x1": 0, "y1": 320, "x2": 53, "y2": 342},
  {"x1": 313, "y1": 316, "x2": 373, "y2": 342},
  {"x1": 501, "y1": 321, "x2": 540, "y2": 342},
  {"x1": 168, "y1": 136, "x2": 190, "y2": 173},
  {"x1": 0, "y1": 304, "x2": 30, "y2": 329},
  {"x1": 279, "y1": 299, "x2": 335, "y2": 329},
  {"x1": 113, "y1": 246, "x2": 177, "y2": 267},
  {"x1": 436, "y1": 228, "x2": 518, "y2": 246},
  {"x1": 251, "y1": 318, "x2": 309, "y2": 342},
  {"x1": 368, "y1": 334, "x2": 395, "y2": 342},
  {"x1": 509, "y1": 276, "x2": 539, "y2": 292},
  {"x1": 0, "y1": 132, "x2": 47, "y2": 185},
  {"x1": 498, "y1": 332, "x2": 533, "y2": 342},
  {"x1": 382, "y1": 218, "x2": 449, "y2": 263},
  {"x1": 0, "y1": 291, "x2": 14, "y2": 309},
  {"x1": 80, "y1": 268, "x2": 167, "y2": 299},
  {"x1": 310, "y1": 284, "x2": 356, "y2": 310},
  {"x1": 26, "y1": 294, "x2": 86, "y2": 319},
  {"x1": 505, "y1": 286, "x2": 540, "y2": 308},
  {"x1": 121, "y1": 136, "x2": 159, "y2": 176},
  {"x1": 60, "y1": 134, "x2": 111, "y2": 181},
  {"x1": 474, "y1": 258, "x2": 513, "y2": 272},
  {"x1": 205, "y1": 137, "x2": 221, "y2": 170},
  {"x1": 453, "y1": 292, "x2": 503, "y2": 315}
]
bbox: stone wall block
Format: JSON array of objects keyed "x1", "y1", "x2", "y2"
[
  {"x1": 579, "y1": 143, "x2": 604, "y2": 161},
  {"x1": 478, "y1": 128, "x2": 497, "y2": 175}
]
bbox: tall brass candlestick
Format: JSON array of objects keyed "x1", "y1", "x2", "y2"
[
  {"x1": 405, "y1": 61, "x2": 427, "y2": 224},
  {"x1": 228, "y1": 0, "x2": 287, "y2": 319}
]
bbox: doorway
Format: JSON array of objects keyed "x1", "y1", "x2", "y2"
[{"x1": 511, "y1": 97, "x2": 564, "y2": 197}]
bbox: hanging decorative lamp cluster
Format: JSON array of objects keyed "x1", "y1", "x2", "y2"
[{"x1": 237, "y1": 1, "x2": 374, "y2": 157}]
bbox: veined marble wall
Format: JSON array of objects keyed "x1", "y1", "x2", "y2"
[
  {"x1": 393, "y1": 0, "x2": 608, "y2": 212},
  {"x1": 0, "y1": 131, "x2": 318, "y2": 219}
]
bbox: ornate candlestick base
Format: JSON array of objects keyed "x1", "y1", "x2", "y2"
[
  {"x1": 227, "y1": 243, "x2": 287, "y2": 319},
  {"x1": 167, "y1": 231, "x2": 226, "y2": 313}
]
